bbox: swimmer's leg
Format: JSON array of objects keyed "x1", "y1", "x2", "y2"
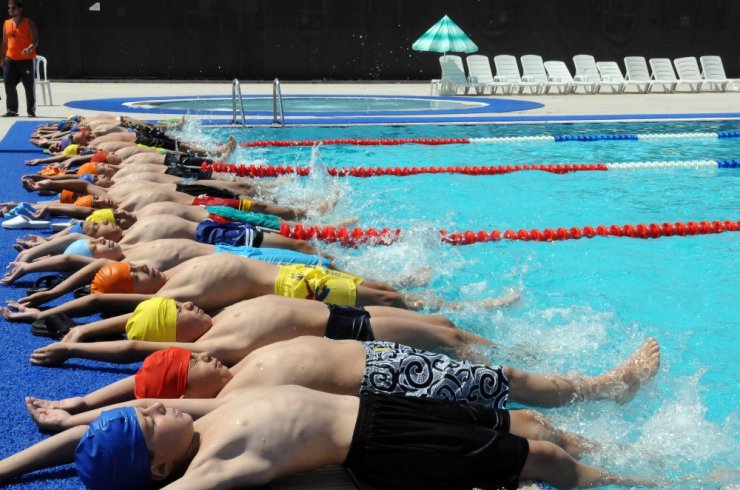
[
  {"x1": 260, "y1": 233, "x2": 319, "y2": 256},
  {"x1": 521, "y1": 439, "x2": 657, "y2": 489},
  {"x1": 505, "y1": 338, "x2": 661, "y2": 407},
  {"x1": 509, "y1": 409, "x2": 601, "y2": 458},
  {"x1": 398, "y1": 292, "x2": 521, "y2": 312},
  {"x1": 367, "y1": 306, "x2": 492, "y2": 362}
]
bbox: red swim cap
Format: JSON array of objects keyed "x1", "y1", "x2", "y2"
[
  {"x1": 90, "y1": 150, "x2": 108, "y2": 163},
  {"x1": 134, "y1": 347, "x2": 191, "y2": 399},
  {"x1": 91, "y1": 262, "x2": 134, "y2": 294}
]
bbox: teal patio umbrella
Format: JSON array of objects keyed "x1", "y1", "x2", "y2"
[{"x1": 412, "y1": 15, "x2": 478, "y2": 59}]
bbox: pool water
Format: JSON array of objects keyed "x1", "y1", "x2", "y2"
[
  {"x1": 191, "y1": 120, "x2": 739, "y2": 488},
  {"x1": 130, "y1": 96, "x2": 484, "y2": 113}
]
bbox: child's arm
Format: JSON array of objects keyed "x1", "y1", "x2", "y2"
[
  {"x1": 3, "y1": 293, "x2": 152, "y2": 323},
  {"x1": 31, "y1": 397, "x2": 225, "y2": 432},
  {"x1": 18, "y1": 258, "x2": 113, "y2": 307},
  {"x1": 14, "y1": 232, "x2": 87, "y2": 263},
  {"x1": 26, "y1": 376, "x2": 137, "y2": 416},
  {"x1": 62, "y1": 313, "x2": 130, "y2": 342},
  {"x1": 0, "y1": 425, "x2": 87, "y2": 483},
  {"x1": 33, "y1": 202, "x2": 93, "y2": 220},
  {"x1": 1, "y1": 254, "x2": 96, "y2": 285},
  {"x1": 30, "y1": 337, "x2": 172, "y2": 366}
]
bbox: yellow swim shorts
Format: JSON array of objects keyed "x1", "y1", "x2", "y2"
[{"x1": 275, "y1": 265, "x2": 364, "y2": 306}]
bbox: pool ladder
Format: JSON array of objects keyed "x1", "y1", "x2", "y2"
[
  {"x1": 230, "y1": 78, "x2": 285, "y2": 127},
  {"x1": 231, "y1": 79, "x2": 246, "y2": 125},
  {"x1": 272, "y1": 79, "x2": 285, "y2": 128}
]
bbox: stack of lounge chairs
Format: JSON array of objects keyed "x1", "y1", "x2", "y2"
[{"x1": 433, "y1": 54, "x2": 739, "y2": 95}]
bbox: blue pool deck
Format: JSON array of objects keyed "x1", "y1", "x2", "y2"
[{"x1": 1, "y1": 80, "x2": 739, "y2": 137}]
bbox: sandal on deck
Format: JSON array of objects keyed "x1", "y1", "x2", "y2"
[
  {"x1": 31, "y1": 313, "x2": 78, "y2": 339},
  {"x1": 26, "y1": 275, "x2": 65, "y2": 295},
  {"x1": 73, "y1": 284, "x2": 91, "y2": 298}
]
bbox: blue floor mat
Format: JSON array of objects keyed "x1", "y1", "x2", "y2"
[{"x1": 0, "y1": 121, "x2": 139, "y2": 489}]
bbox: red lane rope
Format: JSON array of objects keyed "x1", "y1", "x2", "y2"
[
  {"x1": 279, "y1": 220, "x2": 739, "y2": 247},
  {"x1": 239, "y1": 137, "x2": 470, "y2": 147},
  {"x1": 202, "y1": 162, "x2": 608, "y2": 177}
]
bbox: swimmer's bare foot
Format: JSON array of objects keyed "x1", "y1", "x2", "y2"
[
  {"x1": 480, "y1": 292, "x2": 521, "y2": 309},
  {"x1": 315, "y1": 194, "x2": 339, "y2": 215},
  {"x1": 584, "y1": 338, "x2": 661, "y2": 403},
  {"x1": 393, "y1": 266, "x2": 432, "y2": 288},
  {"x1": 218, "y1": 135, "x2": 237, "y2": 159},
  {"x1": 324, "y1": 216, "x2": 359, "y2": 229}
]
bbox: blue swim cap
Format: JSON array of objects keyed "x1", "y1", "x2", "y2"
[
  {"x1": 71, "y1": 124, "x2": 80, "y2": 132},
  {"x1": 78, "y1": 174, "x2": 95, "y2": 183},
  {"x1": 59, "y1": 135, "x2": 71, "y2": 150},
  {"x1": 56, "y1": 119, "x2": 66, "y2": 130},
  {"x1": 64, "y1": 239, "x2": 92, "y2": 257},
  {"x1": 75, "y1": 407, "x2": 152, "y2": 490},
  {"x1": 69, "y1": 222, "x2": 84, "y2": 235}
]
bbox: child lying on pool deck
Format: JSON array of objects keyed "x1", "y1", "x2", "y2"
[{"x1": 1, "y1": 386, "x2": 657, "y2": 489}]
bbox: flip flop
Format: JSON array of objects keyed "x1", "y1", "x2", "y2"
[
  {"x1": 73, "y1": 284, "x2": 91, "y2": 298},
  {"x1": 51, "y1": 219, "x2": 79, "y2": 232},
  {"x1": 2, "y1": 215, "x2": 50, "y2": 229},
  {"x1": 27, "y1": 275, "x2": 65, "y2": 295},
  {"x1": 31, "y1": 313, "x2": 78, "y2": 339},
  {"x1": 3, "y1": 203, "x2": 37, "y2": 219}
]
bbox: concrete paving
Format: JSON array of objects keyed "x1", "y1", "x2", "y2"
[{"x1": 1, "y1": 80, "x2": 739, "y2": 139}]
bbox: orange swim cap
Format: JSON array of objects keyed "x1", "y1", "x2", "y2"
[
  {"x1": 134, "y1": 347, "x2": 190, "y2": 399},
  {"x1": 91, "y1": 262, "x2": 134, "y2": 294},
  {"x1": 77, "y1": 162, "x2": 98, "y2": 175},
  {"x1": 59, "y1": 189, "x2": 76, "y2": 204},
  {"x1": 90, "y1": 150, "x2": 108, "y2": 163},
  {"x1": 73, "y1": 194, "x2": 94, "y2": 208}
]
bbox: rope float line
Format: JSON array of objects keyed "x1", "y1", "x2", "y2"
[
  {"x1": 202, "y1": 159, "x2": 740, "y2": 178},
  {"x1": 279, "y1": 219, "x2": 739, "y2": 247},
  {"x1": 238, "y1": 131, "x2": 740, "y2": 148}
]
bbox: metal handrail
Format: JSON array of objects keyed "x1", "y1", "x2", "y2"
[
  {"x1": 231, "y1": 78, "x2": 246, "y2": 125},
  {"x1": 272, "y1": 78, "x2": 285, "y2": 127}
]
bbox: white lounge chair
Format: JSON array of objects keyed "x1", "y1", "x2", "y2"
[
  {"x1": 544, "y1": 60, "x2": 597, "y2": 94},
  {"x1": 596, "y1": 61, "x2": 642, "y2": 94},
  {"x1": 573, "y1": 54, "x2": 623, "y2": 94},
  {"x1": 520, "y1": 55, "x2": 570, "y2": 94},
  {"x1": 465, "y1": 55, "x2": 511, "y2": 95},
  {"x1": 673, "y1": 57, "x2": 706, "y2": 92},
  {"x1": 699, "y1": 56, "x2": 739, "y2": 92},
  {"x1": 492, "y1": 55, "x2": 541, "y2": 95},
  {"x1": 438, "y1": 55, "x2": 482, "y2": 95},
  {"x1": 648, "y1": 58, "x2": 679, "y2": 93},
  {"x1": 623, "y1": 57, "x2": 654, "y2": 93}
]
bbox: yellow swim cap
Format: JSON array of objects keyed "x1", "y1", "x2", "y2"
[
  {"x1": 62, "y1": 144, "x2": 80, "y2": 156},
  {"x1": 86, "y1": 208, "x2": 116, "y2": 225},
  {"x1": 125, "y1": 297, "x2": 177, "y2": 342}
]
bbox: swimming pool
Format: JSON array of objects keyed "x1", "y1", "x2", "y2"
[
  {"x1": 193, "y1": 119, "x2": 739, "y2": 488},
  {"x1": 129, "y1": 95, "x2": 487, "y2": 112},
  {"x1": 66, "y1": 94, "x2": 544, "y2": 122}
]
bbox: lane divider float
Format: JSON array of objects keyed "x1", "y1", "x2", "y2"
[
  {"x1": 279, "y1": 219, "x2": 739, "y2": 247},
  {"x1": 238, "y1": 131, "x2": 740, "y2": 148},
  {"x1": 202, "y1": 159, "x2": 740, "y2": 178}
]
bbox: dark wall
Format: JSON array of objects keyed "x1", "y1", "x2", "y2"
[{"x1": 24, "y1": 0, "x2": 740, "y2": 79}]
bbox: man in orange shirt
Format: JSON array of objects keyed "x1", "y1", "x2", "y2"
[{"x1": 1, "y1": 0, "x2": 38, "y2": 117}]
